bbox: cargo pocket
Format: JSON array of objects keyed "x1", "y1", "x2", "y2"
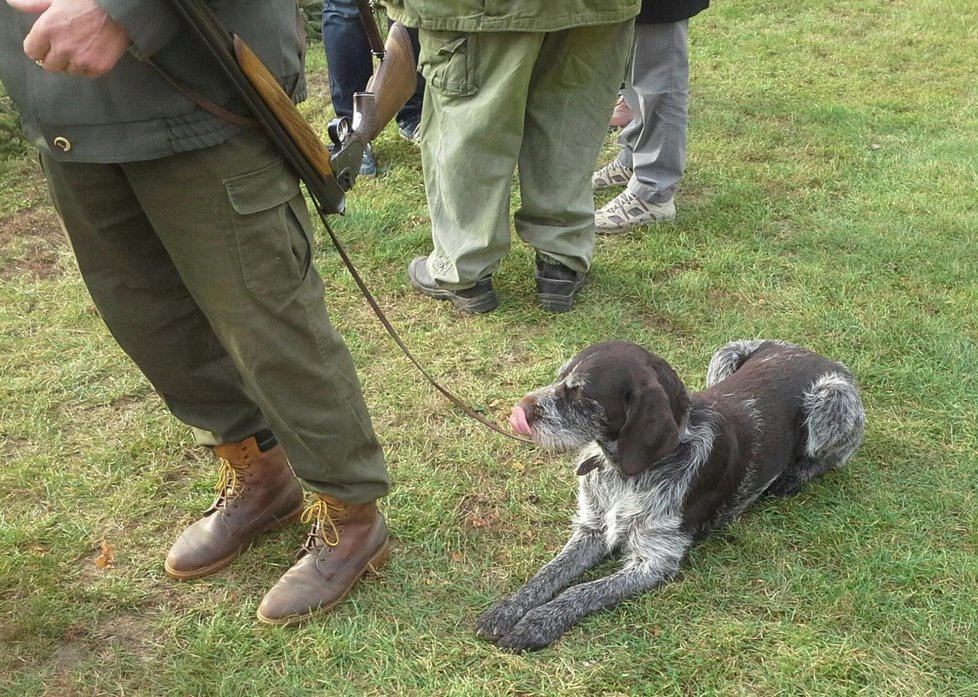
[
  {"x1": 224, "y1": 158, "x2": 314, "y2": 296},
  {"x1": 418, "y1": 29, "x2": 478, "y2": 97}
]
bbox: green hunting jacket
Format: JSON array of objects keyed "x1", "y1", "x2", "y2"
[
  {"x1": 0, "y1": 0, "x2": 307, "y2": 163},
  {"x1": 381, "y1": 0, "x2": 641, "y2": 32}
]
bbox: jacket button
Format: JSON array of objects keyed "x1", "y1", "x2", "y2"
[{"x1": 53, "y1": 136, "x2": 72, "y2": 152}]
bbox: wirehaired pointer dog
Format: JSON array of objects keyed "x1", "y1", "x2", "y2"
[{"x1": 476, "y1": 340, "x2": 865, "y2": 652}]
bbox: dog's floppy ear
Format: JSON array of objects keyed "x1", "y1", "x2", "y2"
[{"x1": 618, "y1": 378, "x2": 682, "y2": 476}]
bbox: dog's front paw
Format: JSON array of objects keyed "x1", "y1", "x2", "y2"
[
  {"x1": 495, "y1": 606, "x2": 566, "y2": 653},
  {"x1": 475, "y1": 597, "x2": 531, "y2": 643}
]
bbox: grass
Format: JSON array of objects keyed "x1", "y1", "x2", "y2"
[{"x1": 1, "y1": 0, "x2": 977, "y2": 694}]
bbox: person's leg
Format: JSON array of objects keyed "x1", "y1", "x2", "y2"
[
  {"x1": 623, "y1": 20, "x2": 690, "y2": 204},
  {"x1": 39, "y1": 155, "x2": 267, "y2": 444},
  {"x1": 124, "y1": 130, "x2": 390, "y2": 619},
  {"x1": 121, "y1": 130, "x2": 387, "y2": 505},
  {"x1": 417, "y1": 30, "x2": 541, "y2": 289},
  {"x1": 321, "y1": 0, "x2": 373, "y2": 121},
  {"x1": 594, "y1": 21, "x2": 688, "y2": 234},
  {"x1": 515, "y1": 21, "x2": 634, "y2": 272},
  {"x1": 41, "y1": 127, "x2": 389, "y2": 618},
  {"x1": 40, "y1": 153, "x2": 306, "y2": 580}
]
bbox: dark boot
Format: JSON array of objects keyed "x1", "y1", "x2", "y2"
[
  {"x1": 164, "y1": 435, "x2": 304, "y2": 580},
  {"x1": 407, "y1": 255, "x2": 498, "y2": 314},
  {"x1": 535, "y1": 255, "x2": 587, "y2": 313},
  {"x1": 256, "y1": 494, "x2": 389, "y2": 625}
]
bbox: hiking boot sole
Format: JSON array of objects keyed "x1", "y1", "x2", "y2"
[
  {"x1": 410, "y1": 282, "x2": 499, "y2": 314},
  {"x1": 536, "y1": 278, "x2": 586, "y2": 313}
]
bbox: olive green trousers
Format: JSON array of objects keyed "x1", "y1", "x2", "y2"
[
  {"x1": 417, "y1": 20, "x2": 634, "y2": 288},
  {"x1": 40, "y1": 129, "x2": 388, "y2": 505}
]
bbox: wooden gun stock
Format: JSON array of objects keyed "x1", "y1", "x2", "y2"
[
  {"x1": 356, "y1": 22, "x2": 418, "y2": 142},
  {"x1": 232, "y1": 35, "x2": 334, "y2": 182}
]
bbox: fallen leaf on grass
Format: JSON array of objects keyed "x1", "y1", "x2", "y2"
[{"x1": 94, "y1": 540, "x2": 114, "y2": 569}]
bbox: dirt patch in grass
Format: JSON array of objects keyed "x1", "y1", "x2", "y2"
[
  {"x1": 0, "y1": 204, "x2": 65, "y2": 280},
  {"x1": 457, "y1": 493, "x2": 507, "y2": 533},
  {"x1": 32, "y1": 609, "x2": 166, "y2": 692},
  {"x1": 650, "y1": 258, "x2": 703, "y2": 284}
]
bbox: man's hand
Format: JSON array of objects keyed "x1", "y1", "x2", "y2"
[{"x1": 8, "y1": 0, "x2": 132, "y2": 78}]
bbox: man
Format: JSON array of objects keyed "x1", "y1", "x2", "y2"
[
  {"x1": 592, "y1": 0, "x2": 710, "y2": 233},
  {"x1": 382, "y1": 0, "x2": 641, "y2": 314},
  {"x1": 0, "y1": 0, "x2": 389, "y2": 625}
]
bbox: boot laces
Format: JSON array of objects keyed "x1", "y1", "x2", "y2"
[
  {"x1": 205, "y1": 458, "x2": 241, "y2": 515},
  {"x1": 299, "y1": 497, "x2": 345, "y2": 554}
]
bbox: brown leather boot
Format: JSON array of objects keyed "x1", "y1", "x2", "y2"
[
  {"x1": 256, "y1": 494, "x2": 389, "y2": 625},
  {"x1": 164, "y1": 435, "x2": 304, "y2": 580}
]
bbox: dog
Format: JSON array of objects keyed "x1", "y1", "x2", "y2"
[{"x1": 475, "y1": 339, "x2": 865, "y2": 652}]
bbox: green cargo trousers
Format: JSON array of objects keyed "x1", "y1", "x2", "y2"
[
  {"x1": 39, "y1": 129, "x2": 388, "y2": 505},
  {"x1": 418, "y1": 20, "x2": 634, "y2": 288}
]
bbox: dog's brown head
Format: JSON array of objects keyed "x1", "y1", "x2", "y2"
[{"x1": 510, "y1": 342, "x2": 689, "y2": 476}]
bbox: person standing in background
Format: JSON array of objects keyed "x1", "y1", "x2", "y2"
[
  {"x1": 382, "y1": 0, "x2": 641, "y2": 314},
  {"x1": 592, "y1": 0, "x2": 709, "y2": 234},
  {"x1": 322, "y1": 0, "x2": 425, "y2": 176}
]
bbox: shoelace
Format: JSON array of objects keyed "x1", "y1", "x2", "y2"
[
  {"x1": 205, "y1": 458, "x2": 240, "y2": 514},
  {"x1": 300, "y1": 497, "x2": 344, "y2": 553},
  {"x1": 595, "y1": 161, "x2": 631, "y2": 186},
  {"x1": 605, "y1": 192, "x2": 651, "y2": 217}
]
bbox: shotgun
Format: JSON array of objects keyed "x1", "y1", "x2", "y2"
[{"x1": 166, "y1": 0, "x2": 416, "y2": 213}]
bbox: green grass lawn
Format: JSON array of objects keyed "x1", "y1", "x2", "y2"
[{"x1": 2, "y1": 0, "x2": 977, "y2": 695}]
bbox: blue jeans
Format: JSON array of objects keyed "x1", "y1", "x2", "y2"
[{"x1": 321, "y1": 0, "x2": 424, "y2": 127}]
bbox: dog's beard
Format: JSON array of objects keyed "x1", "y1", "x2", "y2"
[
  {"x1": 525, "y1": 396, "x2": 605, "y2": 452},
  {"x1": 530, "y1": 424, "x2": 594, "y2": 452}
]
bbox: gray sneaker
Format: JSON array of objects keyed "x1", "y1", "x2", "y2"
[
  {"x1": 359, "y1": 143, "x2": 377, "y2": 177},
  {"x1": 595, "y1": 191, "x2": 676, "y2": 234},
  {"x1": 592, "y1": 158, "x2": 633, "y2": 191},
  {"x1": 398, "y1": 121, "x2": 421, "y2": 145}
]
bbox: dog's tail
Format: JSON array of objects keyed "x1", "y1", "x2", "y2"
[
  {"x1": 705, "y1": 339, "x2": 784, "y2": 387},
  {"x1": 766, "y1": 371, "x2": 866, "y2": 498},
  {"x1": 802, "y1": 372, "x2": 865, "y2": 466}
]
